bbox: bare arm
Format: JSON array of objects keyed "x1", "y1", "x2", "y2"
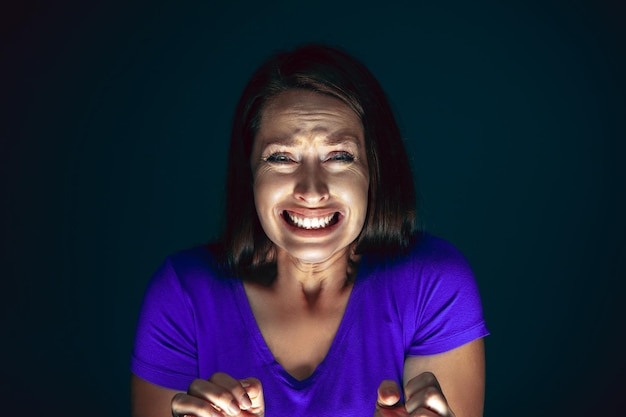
[
  {"x1": 131, "y1": 374, "x2": 181, "y2": 417},
  {"x1": 403, "y1": 338, "x2": 485, "y2": 417}
]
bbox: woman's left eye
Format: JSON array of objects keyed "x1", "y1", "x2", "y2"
[{"x1": 326, "y1": 151, "x2": 355, "y2": 162}]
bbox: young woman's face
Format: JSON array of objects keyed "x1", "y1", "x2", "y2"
[{"x1": 250, "y1": 89, "x2": 369, "y2": 264}]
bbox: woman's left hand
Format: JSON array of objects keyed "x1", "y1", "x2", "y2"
[{"x1": 374, "y1": 373, "x2": 456, "y2": 417}]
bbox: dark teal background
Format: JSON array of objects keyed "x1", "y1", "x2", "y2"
[{"x1": 2, "y1": 0, "x2": 625, "y2": 415}]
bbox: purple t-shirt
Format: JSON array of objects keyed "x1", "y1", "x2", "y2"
[{"x1": 131, "y1": 234, "x2": 488, "y2": 416}]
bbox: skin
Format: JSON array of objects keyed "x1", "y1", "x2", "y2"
[
  {"x1": 251, "y1": 89, "x2": 370, "y2": 268},
  {"x1": 131, "y1": 90, "x2": 485, "y2": 417}
]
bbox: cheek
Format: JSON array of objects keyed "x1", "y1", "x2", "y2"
[
  {"x1": 335, "y1": 175, "x2": 369, "y2": 212},
  {"x1": 253, "y1": 179, "x2": 269, "y2": 213},
  {"x1": 347, "y1": 168, "x2": 369, "y2": 199},
  {"x1": 253, "y1": 174, "x2": 285, "y2": 213}
]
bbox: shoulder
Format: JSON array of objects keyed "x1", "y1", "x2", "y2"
[
  {"x1": 357, "y1": 234, "x2": 479, "y2": 312},
  {"x1": 371, "y1": 234, "x2": 488, "y2": 354},
  {"x1": 163, "y1": 242, "x2": 229, "y2": 276},
  {"x1": 410, "y1": 233, "x2": 474, "y2": 276},
  {"x1": 367, "y1": 233, "x2": 473, "y2": 278},
  {"x1": 145, "y1": 242, "x2": 235, "y2": 299},
  {"x1": 359, "y1": 233, "x2": 482, "y2": 318}
]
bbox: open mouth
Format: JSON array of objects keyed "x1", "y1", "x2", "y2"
[{"x1": 283, "y1": 210, "x2": 340, "y2": 230}]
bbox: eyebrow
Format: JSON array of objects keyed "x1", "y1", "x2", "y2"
[{"x1": 261, "y1": 131, "x2": 361, "y2": 148}]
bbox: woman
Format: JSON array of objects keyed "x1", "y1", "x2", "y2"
[{"x1": 131, "y1": 44, "x2": 489, "y2": 417}]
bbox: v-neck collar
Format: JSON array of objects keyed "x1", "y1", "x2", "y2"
[{"x1": 234, "y1": 258, "x2": 369, "y2": 389}]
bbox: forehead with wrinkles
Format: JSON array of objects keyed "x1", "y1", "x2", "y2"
[{"x1": 256, "y1": 89, "x2": 363, "y2": 145}]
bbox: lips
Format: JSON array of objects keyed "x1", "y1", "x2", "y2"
[{"x1": 283, "y1": 210, "x2": 340, "y2": 230}]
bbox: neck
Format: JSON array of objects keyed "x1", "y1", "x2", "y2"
[{"x1": 273, "y1": 247, "x2": 359, "y2": 306}]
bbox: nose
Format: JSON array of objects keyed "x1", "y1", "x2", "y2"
[{"x1": 293, "y1": 162, "x2": 329, "y2": 204}]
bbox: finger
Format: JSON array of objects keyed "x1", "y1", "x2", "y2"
[
  {"x1": 171, "y1": 391, "x2": 222, "y2": 417},
  {"x1": 404, "y1": 372, "x2": 453, "y2": 416},
  {"x1": 185, "y1": 375, "x2": 246, "y2": 416},
  {"x1": 239, "y1": 378, "x2": 264, "y2": 416},
  {"x1": 209, "y1": 372, "x2": 254, "y2": 415},
  {"x1": 406, "y1": 386, "x2": 448, "y2": 415},
  {"x1": 376, "y1": 379, "x2": 402, "y2": 408},
  {"x1": 407, "y1": 407, "x2": 441, "y2": 417}
]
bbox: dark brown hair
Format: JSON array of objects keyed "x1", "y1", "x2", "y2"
[{"x1": 221, "y1": 44, "x2": 418, "y2": 280}]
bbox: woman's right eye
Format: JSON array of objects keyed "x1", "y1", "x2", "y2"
[{"x1": 264, "y1": 153, "x2": 293, "y2": 164}]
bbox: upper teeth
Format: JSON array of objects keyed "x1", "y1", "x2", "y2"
[{"x1": 288, "y1": 213, "x2": 335, "y2": 229}]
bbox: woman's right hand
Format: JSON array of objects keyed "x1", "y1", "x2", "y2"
[{"x1": 171, "y1": 372, "x2": 264, "y2": 417}]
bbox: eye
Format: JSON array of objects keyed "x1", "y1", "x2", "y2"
[
  {"x1": 326, "y1": 151, "x2": 355, "y2": 163},
  {"x1": 264, "y1": 153, "x2": 295, "y2": 164}
]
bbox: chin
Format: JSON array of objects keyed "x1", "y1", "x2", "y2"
[{"x1": 278, "y1": 240, "x2": 353, "y2": 265}]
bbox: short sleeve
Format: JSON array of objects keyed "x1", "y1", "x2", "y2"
[
  {"x1": 406, "y1": 237, "x2": 489, "y2": 356},
  {"x1": 130, "y1": 259, "x2": 198, "y2": 390}
]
